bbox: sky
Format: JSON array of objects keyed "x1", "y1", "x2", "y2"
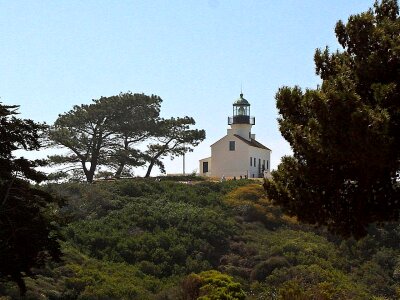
[{"x1": 0, "y1": 0, "x2": 374, "y2": 176}]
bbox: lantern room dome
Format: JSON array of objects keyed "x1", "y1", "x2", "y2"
[{"x1": 233, "y1": 93, "x2": 250, "y2": 106}]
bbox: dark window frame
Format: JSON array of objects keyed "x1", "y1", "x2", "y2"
[
  {"x1": 229, "y1": 141, "x2": 235, "y2": 151},
  {"x1": 202, "y1": 161, "x2": 209, "y2": 173}
]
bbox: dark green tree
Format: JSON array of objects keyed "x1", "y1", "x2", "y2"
[
  {"x1": 48, "y1": 92, "x2": 161, "y2": 182},
  {"x1": 264, "y1": 0, "x2": 400, "y2": 238},
  {"x1": 104, "y1": 93, "x2": 160, "y2": 178},
  {"x1": 144, "y1": 117, "x2": 206, "y2": 177},
  {"x1": 0, "y1": 103, "x2": 61, "y2": 296}
]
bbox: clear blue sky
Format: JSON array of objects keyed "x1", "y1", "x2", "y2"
[{"x1": 0, "y1": 0, "x2": 373, "y2": 175}]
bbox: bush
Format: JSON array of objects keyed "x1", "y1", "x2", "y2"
[
  {"x1": 182, "y1": 270, "x2": 246, "y2": 300},
  {"x1": 224, "y1": 184, "x2": 291, "y2": 227},
  {"x1": 250, "y1": 256, "x2": 291, "y2": 281}
]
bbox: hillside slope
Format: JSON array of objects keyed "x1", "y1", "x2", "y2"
[{"x1": 1, "y1": 179, "x2": 399, "y2": 299}]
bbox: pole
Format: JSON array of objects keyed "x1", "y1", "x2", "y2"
[{"x1": 183, "y1": 153, "x2": 185, "y2": 175}]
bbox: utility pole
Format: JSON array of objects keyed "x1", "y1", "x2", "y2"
[{"x1": 183, "y1": 152, "x2": 186, "y2": 175}]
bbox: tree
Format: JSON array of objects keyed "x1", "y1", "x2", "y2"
[
  {"x1": 48, "y1": 92, "x2": 161, "y2": 182},
  {"x1": 264, "y1": 0, "x2": 400, "y2": 238},
  {"x1": 103, "y1": 93, "x2": 161, "y2": 178},
  {"x1": 144, "y1": 117, "x2": 206, "y2": 177},
  {"x1": 0, "y1": 103, "x2": 61, "y2": 296}
]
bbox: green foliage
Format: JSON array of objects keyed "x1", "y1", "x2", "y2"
[
  {"x1": 2, "y1": 180, "x2": 398, "y2": 299},
  {"x1": 65, "y1": 195, "x2": 236, "y2": 277},
  {"x1": 224, "y1": 183, "x2": 296, "y2": 227},
  {"x1": 48, "y1": 92, "x2": 162, "y2": 182},
  {"x1": 277, "y1": 280, "x2": 308, "y2": 300},
  {"x1": 65, "y1": 258, "x2": 158, "y2": 299},
  {"x1": 1, "y1": 245, "x2": 164, "y2": 299},
  {"x1": 144, "y1": 117, "x2": 206, "y2": 177},
  {"x1": 48, "y1": 183, "x2": 122, "y2": 221},
  {"x1": 182, "y1": 270, "x2": 246, "y2": 300},
  {"x1": 48, "y1": 93, "x2": 206, "y2": 181},
  {"x1": 0, "y1": 103, "x2": 62, "y2": 296},
  {"x1": 265, "y1": 0, "x2": 400, "y2": 238},
  {"x1": 266, "y1": 264, "x2": 369, "y2": 299},
  {"x1": 155, "y1": 174, "x2": 206, "y2": 182},
  {"x1": 250, "y1": 256, "x2": 290, "y2": 281}
]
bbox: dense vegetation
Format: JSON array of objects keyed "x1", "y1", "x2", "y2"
[
  {"x1": 1, "y1": 178, "x2": 399, "y2": 299},
  {"x1": 0, "y1": 103, "x2": 62, "y2": 296},
  {"x1": 265, "y1": 0, "x2": 400, "y2": 238}
]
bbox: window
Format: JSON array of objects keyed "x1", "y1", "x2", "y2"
[
  {"x1": 203, "y1": 162, "x2": 209, "y2": 173},
  {"x1": 229, "y1": 141, "x2": 235, "y2": 151},
  {"x1": 267, "y1": 160, "x2": 269, "y2": 169},
  {"x1": 250, "y1": 157, "x2": 252, "y2": 166},
  {"x1": 258, "y1": 158, "x2": 261, "y2": 167},
  {"x1": 254, "y1": 157, "x2": 256, "y2": 166}
]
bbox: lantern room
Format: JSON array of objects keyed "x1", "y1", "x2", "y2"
[{"x1": 228, "y1": 93, "x2": 255, "y2": 125}]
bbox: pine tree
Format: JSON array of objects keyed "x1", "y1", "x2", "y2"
[
  {"x1": 0, "y1": 103, "x2": 61, "y2": 295},
  {"x1": 265, "y1": 0, "x2": 400, "y2": 238}
]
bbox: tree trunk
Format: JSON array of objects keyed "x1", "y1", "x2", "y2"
[
  {"x1": 87, "y1": 136, "x2": 102, "y2": 183},
  {"x1": 115, "y1": 163, "x2": 125, "y2": 178},
  {"x1": 145, "y1": 141, "x2": 171, "y2": 177},
  {"x1": 87, "y1": 171, "x2": 94, "y2": 183},
  {"x1": 81, "y1": 160, "x2": 95, "y2": 183},
  {"x1": 145, "y1": 160, "x2": 155, "y2": 177},
  {"x1": 81, "y1": 161, "x2": 91, "y2": 183},
  {"x1": 115, "y1": 137, "x2": 128, "y2": 178}
]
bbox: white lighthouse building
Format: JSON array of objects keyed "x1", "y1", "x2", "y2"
[{"x1": 199, "y1": 93, "x2": 271, "y2": 178}]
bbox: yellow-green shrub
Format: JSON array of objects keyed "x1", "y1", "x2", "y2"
[
  {"x1": 224, "y1": 184, "x2": 297, "y2": 226},
  {"x1": 182, "y1": 270, "x2": 246, "y2": 300}
]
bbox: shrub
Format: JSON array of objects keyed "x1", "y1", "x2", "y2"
[
  {"x1": 182, "y1": 270, "x2": 246, "y2": 300},
  {"x1": 250, "y1": 256, "x2": 291, "y2": 281}
]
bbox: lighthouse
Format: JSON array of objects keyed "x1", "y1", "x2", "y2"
[
  {"x1": 228, "y1": 92, "x2": 255, "y2": 140},
  {"x1": 199, "y1": 93, "x2": 271, "y2": 178}
]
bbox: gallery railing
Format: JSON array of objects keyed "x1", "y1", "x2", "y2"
[{"x1": 228, "y1": 116, "x2": 255, "y2": 125}]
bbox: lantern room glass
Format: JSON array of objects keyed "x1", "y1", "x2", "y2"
[{"x1": 233, "y1": 105, "x2": 250, "y2": 117}]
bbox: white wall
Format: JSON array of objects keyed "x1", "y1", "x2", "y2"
[
  {"x1": 210, "y1": 135, "x2": 270, "y2": 178},
  {"x1": 230, "y1": 123, "x2": 252, "y2": 140},
  {"x1": 211, "y1": 135, "x2": 249, "y2": 178},
  {"x1": 248, "y1": 147, "x2": 271, "y2": 178},
  {"x1": 199, "y1": 157, "x2": 211, "y2": 176}
]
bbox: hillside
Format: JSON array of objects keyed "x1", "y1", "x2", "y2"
[{"x1": 1, "y1": 179, "x2": 399, "y2": 299}]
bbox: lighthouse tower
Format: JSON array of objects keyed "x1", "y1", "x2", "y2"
[
  {"x1": 227, "y1": 93, "x2": 255, "y2": 140},
  {"x1": 199, "y1": 92, "x2": 271, "y2": 178}
]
